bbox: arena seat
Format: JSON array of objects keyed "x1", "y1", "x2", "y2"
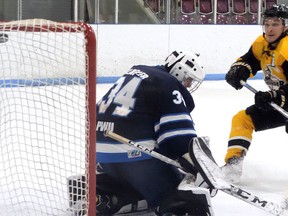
[
  {"x1": 217, "y1": 0, "x2": 230, "y2": 14},
  {"x1": 181, "y1": 0, "x2": 197, "y2": 14},
  {"x1": 248, "y1": 0, "x2": 263, "y2": 24},
  {"x1": 217, "y1": 0, "x2": 230, "y2": 24},
  {"x1": 199, "y1": 0, "x2": 213, "y2": 14},
  {"x1": 232, "y1": 0, "x2": 246, "y2": 14},
  {"x1": 179, "y1": 0, "x2": 200, "y2": 24},
  {"x1": 231, "y1": 0, "x2": 248, "y2": 24},
  {"x1": 249, "y1": 0, "x2": 259, "y2": 14},
  {"x1": 145, "y1": 0, "x2": 160, "y2": 13},
  {"x1": 198, "y1": 0, "x2": 214, "y2": 24},
  {"x1": 265, "y1": 0, "x2": 277, "y2": 9}
]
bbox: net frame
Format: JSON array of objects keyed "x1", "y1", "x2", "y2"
[{"x1": 0, "y1": 19, "x2": 96, "y2": 216}]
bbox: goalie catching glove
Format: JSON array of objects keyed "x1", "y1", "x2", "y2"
[
  {"x1": 255, "y1": 88, "x2": 287, "y2": 111},
  {"x1": 225, "y1": 61, "x2": 252, "y2": 90}
]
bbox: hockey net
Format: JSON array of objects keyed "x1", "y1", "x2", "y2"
[{"x1": 0, "y1": 19, "x2": 96, "y2": 215}]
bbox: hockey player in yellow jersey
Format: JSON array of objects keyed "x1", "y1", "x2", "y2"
[{"x1": 223, "y1": 4, "x2": 288, "y2": 182}]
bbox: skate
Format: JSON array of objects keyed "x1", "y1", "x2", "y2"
[{"x1": 221, "y1": 155, "x2": 244, "y2": 183}]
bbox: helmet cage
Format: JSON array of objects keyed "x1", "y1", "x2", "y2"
[{"x1": 165, "y1": 51, "x2": 205, "y2": 94}]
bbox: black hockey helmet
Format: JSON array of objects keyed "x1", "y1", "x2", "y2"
[
  {"x1": 262, "y1": 4, "x2": 288, "y2": 45},
  {"x1": 263, "y1": 4, "x2": 288, "y2": 26}
]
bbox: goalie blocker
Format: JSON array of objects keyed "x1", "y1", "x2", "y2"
[{"x1": 67, "y1": 138, "x2": 216, "y2": 216}]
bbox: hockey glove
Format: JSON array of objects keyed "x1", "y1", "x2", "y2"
[
  {"x1": 255, "y1": 89, "x2": 286, "y2": 110},
  {"x1": 225, "y1": 61, "x2": 252, "y2": 90}
]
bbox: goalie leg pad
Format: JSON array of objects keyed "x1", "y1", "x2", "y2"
[
  {"x1": 96, "y1": 172, "x2": 148, "y2": 215},
  {"x1": 189, "y1": 137, "x2": 230, "y2": 190},
  {"x1": 156, "y1": 187, "x2": 214, "y2": 216}
]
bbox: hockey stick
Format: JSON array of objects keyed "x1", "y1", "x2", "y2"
[
  {"x1": 103, "y1": 130, "x2": 182, "y2": 169},
  {"x1": 191, "y1": 137, "x2": 288, "y2": 216},
  {"x1": 104, "y1": 130, "x2": 288, "y2": 216},
  {"x1": 240, "y1": 80, "x2": 288, "y2": 119}
]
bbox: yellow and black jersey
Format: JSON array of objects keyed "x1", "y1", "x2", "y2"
[{"x1": 239, "y1": 35, "x2": 288, "y2": 91}]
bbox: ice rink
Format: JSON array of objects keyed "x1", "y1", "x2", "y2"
[{"x1": 97, "y1": 79, "x2": 288, "y2": 216}]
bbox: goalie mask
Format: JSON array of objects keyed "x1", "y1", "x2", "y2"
[{"x1": 164, "y1": 51, "x2": 205, "y2": 93}]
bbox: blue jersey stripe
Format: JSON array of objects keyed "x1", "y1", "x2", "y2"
[
  {"x1": 157, "y1": 128, "x2": 197, "y2": 144},
  {"x1": 97, "y1": 152, "x2": 152, "y2": 163},
  {"x1": 154, "y1": 113, "x2": 192, "y2": 131}
]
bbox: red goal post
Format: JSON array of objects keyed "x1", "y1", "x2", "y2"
[{"x1": 0, "y1": 19, "x2": 96, "y2": 215}]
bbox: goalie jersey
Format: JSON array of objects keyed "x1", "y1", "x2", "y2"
[{"x1": 96, "y1": 65, "x2": 197, "y2": 163}]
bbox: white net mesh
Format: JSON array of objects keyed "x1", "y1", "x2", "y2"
[{"x1": 0, "y1": 19, "x2": 96, "y2": 216}]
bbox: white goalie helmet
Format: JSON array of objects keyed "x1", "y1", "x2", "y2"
[{"x1": 164, "y1": 51, "x2": 205, "y2": 93}]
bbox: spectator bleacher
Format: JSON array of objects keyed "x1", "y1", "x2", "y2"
[{"x1": 145, "y1": 0, "x2": 279, "y2": 24}]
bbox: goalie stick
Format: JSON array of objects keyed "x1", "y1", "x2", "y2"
[
  {"x1": 240, "y1": 80, "x2": 288, "y2": 119},
  {"x1": 104, "y1": 130, "x2": 288, "y2": 216},
  {"x1": 190, "y1": 136, "x2": 288, "y2": 216}
]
